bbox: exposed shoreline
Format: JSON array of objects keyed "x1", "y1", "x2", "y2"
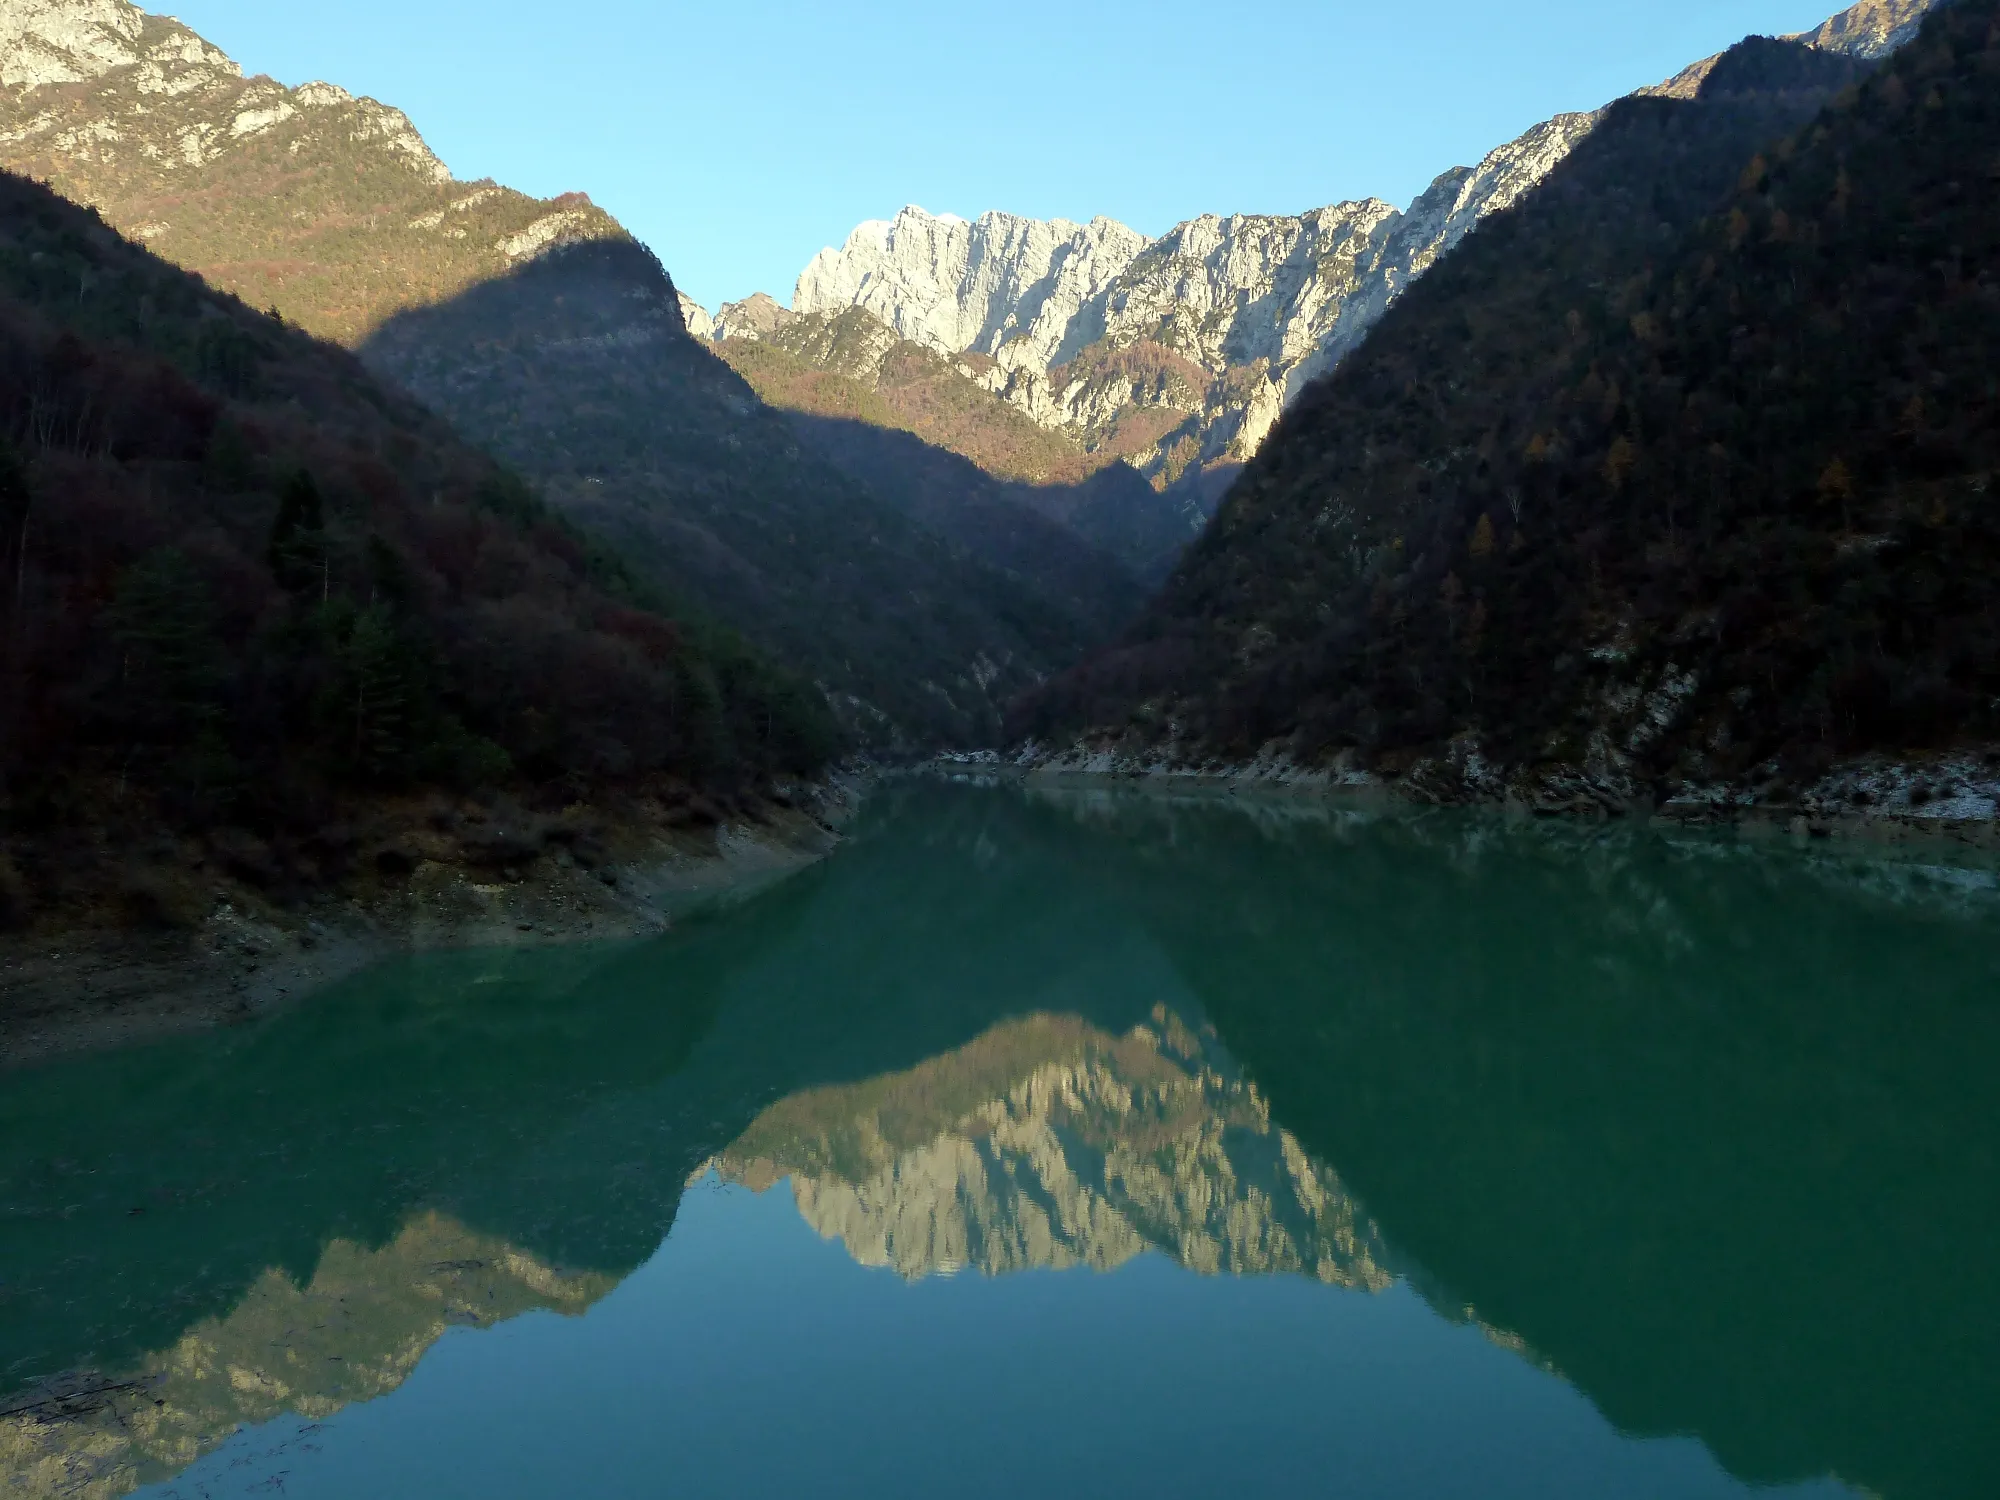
[
  {"x1": 923, "y1": 749, "x2": 2000, "y2": 861},
  {"x1": 0, "y1": 782, "x2": 859, "y2": 1072}
]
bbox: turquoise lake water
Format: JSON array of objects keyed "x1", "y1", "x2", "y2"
[{"x1": 3, "y1": 781, "x2": 1995, "y2": 1498}]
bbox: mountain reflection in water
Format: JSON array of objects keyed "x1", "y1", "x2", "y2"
[
  {"x1": 718, "y1": 1009, "x2": 1392, "y2": 1288},
  {"x1": 2, "y1": 782, "x2": 1995, "y2": 1500}
]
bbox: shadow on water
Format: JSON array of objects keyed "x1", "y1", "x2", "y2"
[
  {"x1": 1056, "y1": 786, "x2": 2000, "y2": 1500},
  {"x1": 3, "y1": 781, "x2": 1996, "y2": 1499}
]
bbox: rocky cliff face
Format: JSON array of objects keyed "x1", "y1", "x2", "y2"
[
  {"x1": 1796, "y1": 0, "x2": 1945, "y2": 56},
  {"x1": 794, "y1": 209, "x2": 1150, "y2": 367},
  {"x1": 774, "y1": 0, "x2": 1936, "y2": 498},
  {"x1": 718, "y1": 1009, "x2": 1394, "y2": 1287},
  {"x1": 0, "y1": 0, "x2": 622, "y2": 340},
  {"x1": 783, "y1": 115, "x2": 1600, "y2": 496}
]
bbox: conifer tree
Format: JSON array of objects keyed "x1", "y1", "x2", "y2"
[{"x1": 267, "y1": 470, "x2": 326, "y2": 596}]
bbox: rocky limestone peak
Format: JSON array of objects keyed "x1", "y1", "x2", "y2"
[
  {"x1": 0, "y1": 0, "x2": 630, "y2": 339},
  {"x1": 0, "y1": 0, "x2": 253, "y2": 99},
  {"x1": 677, "y1": 290, "x2": 715, "y2": 341},
  {"x1": 789, "y1": 106, "x2": 1599, "y2": 493},
  {"x1": 1646, "y1": 0, "x2": 1948, "y2": 98},
  {"x1": 778, "y1": 0, "x2": 1929, "y2": 497},
  {"x1": 3, "y1": 0, "x2": 152, "y2": 88},
  {"x1": 711, "y1": 289, "x2": 794, "y2": 342},
  {"x1": 794, "y1": 203, "x2": 1153, "y2": 368},
  {"x1": 0, "y1": 0, "x2": 447, "y2": 183},
  {"x1": 1794, "y1": 0, "x2": 1946, "y2": 56}
]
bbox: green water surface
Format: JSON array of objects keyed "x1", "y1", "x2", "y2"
[{"x1": 2, "y1": 782, "x2": 1995, "y2": 1499}]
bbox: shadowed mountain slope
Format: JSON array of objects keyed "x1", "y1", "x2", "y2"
[
  {"x1": 782, "y1": 413, "x2": 1148, "y2": 633},
  {"x1": 0, "y1": 168, "x2": 833, "y2": 932},
  {"x1": 361, "y1": 242, "x2": 1128, "y2": 746},
  {"x1": 0, "y1": 6, "x2": 1147, "y2": 743},
  {"x1": 1016, "y1": 30, "x2": 2000, "y2": 805},
  {"x1": 712, "y1": 307, "x2": 1204, "y2": 579}
]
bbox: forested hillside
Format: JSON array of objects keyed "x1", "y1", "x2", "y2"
[
  {"x1": 1019, "y1": 21, "x2": 2000, "y2": 804},
  {"x1": 362, "y1": 242, "x2": 1131, "y2": 746},
  {"x1": 0, "y1": 171, "x2": 830, "y2": 931}
]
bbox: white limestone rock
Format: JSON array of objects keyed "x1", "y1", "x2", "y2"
[
  {"x1": 783, "y1": 0, "x2": 1941, "y2": 488},
  {"x1": 791, "y1": 107, "x2": 1598, "y2": 485},
  {"x1": 0, "y1": 0, "x2": 143, "y2": 88},
  {"x1": 711, "y1": 290, "x2": 794, "y2": 343},
  {"x1": 794, "y1": 205, "x2": 1151, "y2": 369},
  {"x1": 1794, "y1": 0, "x2": 1944, "y2": 58},
  {"x1": 676, "y1": 292, "x2": 714, "y2": 342},
  {"x1": 723, "y1": 1012, "x2": 1397, "y2": 1287},
  {"x1": 498, "y1": 209, "x2": 593, "y2": 261},
  {"x1": 0, "y1": 0, "x2": 450, "y2": 182}
]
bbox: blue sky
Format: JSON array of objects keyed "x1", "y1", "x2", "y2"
[{"x1": 161, "y1": 1, "x2": 1857, "y2": 310}]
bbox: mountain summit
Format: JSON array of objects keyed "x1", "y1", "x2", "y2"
[
  {"x1": 781, "y1": 126, "x2": 1595, "y2": 506},
  {"x1": 0, "y1": 0, "x2": 623, "y2": 340}
]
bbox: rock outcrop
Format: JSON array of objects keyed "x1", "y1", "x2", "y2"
[
  {"x1": 793, "y1": 209, "x2": 1150, "y2": 367},
  {"x1": 1795, "y1": 0, "x2": 1945, "y2": 56}
]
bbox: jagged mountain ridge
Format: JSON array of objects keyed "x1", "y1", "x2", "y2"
[
  {"x1": 771, "y1": 120, "x2": 1602, "y2": 496},
  {"x1": 0, "y1": 0, "x2": 623, "y2": 341},
  {"x1": 744, "y1": 0, "x2": 1941, "y2": 500}
]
